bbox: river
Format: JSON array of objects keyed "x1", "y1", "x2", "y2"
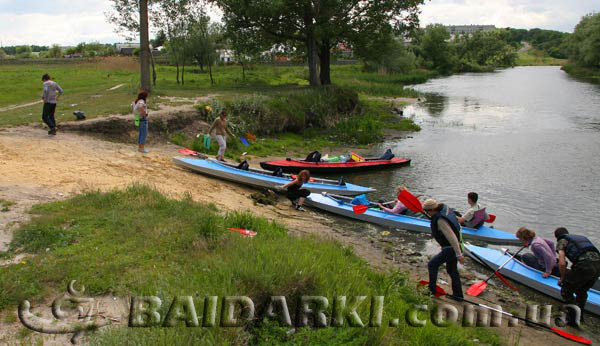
[{"x1": 359, "y1": 66, "x2": 600, "y2": 244}]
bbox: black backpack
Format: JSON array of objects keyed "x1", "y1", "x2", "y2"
[
  {"x1": 305, "y1": 151, "x2": 322, "y2": 162},
  {"x1": 237, "y1": 160, "x2": 250, "y2": 171}
]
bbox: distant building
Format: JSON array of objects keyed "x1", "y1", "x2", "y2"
[
  {"x1": 218, "y1": 49, "x2": 234, "y2": 63},
  {"x1": 445, "y1": 25, "x2": 496, "y2": 37},
  {"x1": 116, "y1": 43, "x2": 140, "y2": 56}
]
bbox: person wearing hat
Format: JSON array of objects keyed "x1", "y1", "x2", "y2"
[
  {"x1": 423, "y1": 199, "x2": 464, "y2": 299},
  {"x1": 555, "y1": 227, "x2": 600, "y2": 322}
]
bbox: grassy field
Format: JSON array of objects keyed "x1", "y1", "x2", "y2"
[
  {"x1": 515, "y1": 49, "x2": 567, "y2": 66},
  {"x1": 0, "y1": 185, "x2": 499, "y2": 345},
  {"x1": 0, "y1": 58, "x2": 430, "y2": 128}
]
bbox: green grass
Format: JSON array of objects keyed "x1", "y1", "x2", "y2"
[
  {"x1": 0, "y1": 59, "x2": 431, "y2": 128},
  {"x1": 516, "y1": 49, "x2": 567, "y2": 66},
  {"x1": 0, "y1": 186, "x2": 499, "y2": 345}
]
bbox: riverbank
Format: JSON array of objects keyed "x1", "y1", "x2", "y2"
[
  {"x1": 562, "y1": 64, "x2": 600, "y2": 82},
  {"x1": 0, "y1": 116, "x2": 598, "y2": 345}
]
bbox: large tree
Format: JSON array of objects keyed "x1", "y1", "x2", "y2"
[
  {"x1": 564, "y1": 13, "x2": 600, "y2": 68},
  {"x1": 211, "y1": 0, "x2": 423, "y2": 86},
  {"x1": 106, "y1": 0, "x2": 156, "y2": 89}
]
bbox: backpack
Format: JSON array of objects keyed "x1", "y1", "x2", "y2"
[
  {"x1": 237, "y1": 160, "x2": 249, "y2": 171},
  {"x1": 272, "y1": 168, "x2": 284, "y2": 177},
  {"x1": 305, "y1": 151, "x2": 322, "y2": 162},
  {"x1": 379, "y1": 149, "x2": 395, "y2": 160}
]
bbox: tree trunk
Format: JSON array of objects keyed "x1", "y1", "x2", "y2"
[
  {"x1": 182, "y1": 63, "x2": 185, "y2": 85},
  {"x1": 150, "y1": 48, "x2": 157, "y2": 86},
  {"x1": 176, "y1": 62, "x2": 180, "y2": 84},
  {"x1": 319, "y1": 41, "x2": 332, "y2": 85},
  {"x1": 208, "y1": 63, "x2": 214, "y2": 85},
  {"x1": 139, "y1": 0, "x2": 151, "y2": 91},
  {"x1": 241, "y1": 60, "x2": 246, "y2": 82},
  {"x1": 306, "y1": 35, "x2": 320, "y2": 86}
]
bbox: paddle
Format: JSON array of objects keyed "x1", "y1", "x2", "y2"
[
  {"x1": 466, "y1": 245, "x2": 526, "y2": 296},
  {"x1": 468, "y1": 247, "x2": 519, "y2": 292},
  {"x1": 398, "y1": 189, "x2": 424, "y2": 214},
  {"x1": 417, "y1": 281, "x2": 591, "y2": 345},
  {"x1": 485, "y1": 214, "x2": 497, "y2": 223},
  {"x1": 352, "y1": 205, "x2": 369, "y2": 214}
]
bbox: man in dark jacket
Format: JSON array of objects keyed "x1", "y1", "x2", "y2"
[
  {"x1": 423, "y1": 199, "x2": 464, "y2": 299},
  {"x1": 555, "y1": 227, "x2": 600, "y2": 322}
]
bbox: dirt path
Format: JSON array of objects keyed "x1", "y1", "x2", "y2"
[
  {"x1": 0, "y1": 100, "x2": 43, "y2": 113},
  {"x1": 0, "y1": 115, "x2": 597, "y2": 344}
]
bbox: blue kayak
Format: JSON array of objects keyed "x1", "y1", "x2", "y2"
[
  {"x1": 466, "y1": 244, "x2": 600, "y2": 315},
  {"x1": 305, "y1": 193, "x2": 520, "y2": 245},
  {"x1": 173, "y1": 157, "x2": 376, "y2": 196}
]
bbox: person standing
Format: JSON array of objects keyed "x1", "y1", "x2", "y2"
[
  {"x1": 133, "y1": 90, "x2": 150, "y2": 153},
  {"x1": 208, "y1": 110, "x2": 235, "y2": 161},
  {"x1": 41, "y1": 74, "x2": 63, "y2": 135},
  {"x1": 555, "y1": 227, "x2": 600, "y2": 322},
  {"x1": 423, "y1": 199, "x2": 464, "y2": 299}
]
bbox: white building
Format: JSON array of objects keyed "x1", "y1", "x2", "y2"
[
  {"x1": 445, "y1": 25, "x2": 496, "y2": 39},
  {"x1": 218, "y1": 49, "x2": 234, "y2": 63}
]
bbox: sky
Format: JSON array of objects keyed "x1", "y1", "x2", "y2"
[{"x1": 0, "y1": 0, "x2": 598, "y2": 46}]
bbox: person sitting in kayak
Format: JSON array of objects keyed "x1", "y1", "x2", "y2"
[
  {"x1": 423, "y1": 199, "x2": 464, "y2": 299},
  {"x1": 515, "y1": 227, "x2": 560, "y2": 278},
  {"x1": 377, "y1": 185, "x2": 408, "y2": 215},
  {"x1": 555, "y1": 227, "x2": 600, "y2": 323},
  {"x1": 457, "y1": 192, "x2": 488, "y2": 228},
  {"x1": 282, "y1": 170, "x2": 311, "y2": 212}
]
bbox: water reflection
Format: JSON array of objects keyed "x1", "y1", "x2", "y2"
[{"x1": 421, "y1": 94, "x2": 448, "y2": 117}]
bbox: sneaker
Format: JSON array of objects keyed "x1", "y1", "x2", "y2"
[
  {"x1": 138, "y1": 149, "x2": 150, "y2": 153},
  {"x1": 49, "y1": 128, "x2": 57, "y2": 135},
  {"x1": 295, "y1": 205, "x2": 306, "y2": 212}
]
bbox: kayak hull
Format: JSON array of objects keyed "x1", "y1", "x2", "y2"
[
  {"x1": 466, "y1": 244, "x2": 600, "y2": 315},
  {"x1": 304, "y1": 193, "x2": 520, "y2": 246},
  {"x1": 260, "y1": 158, "x2": 411, "y2": 174},
  {"x1": 173, "y1": 157, "x2": 375, "y2": 196}
]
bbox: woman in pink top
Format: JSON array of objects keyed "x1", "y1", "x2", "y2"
[
  {"x1": 378, "y1": 186, "x2": 408, "y2": 215},
  {"x1": 516, "y1": 227, "x2": 560, "y2": 278}
]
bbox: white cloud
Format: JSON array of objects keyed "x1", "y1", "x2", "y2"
[{"x1": 419, "y1": 0, "x2": 598, "y2": 32}]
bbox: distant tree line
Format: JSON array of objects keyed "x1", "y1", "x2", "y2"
[
  {"x1": 562, "y1": 13, "x2": 600, "y2": 69},
  {"x1": 0, "y1": 43, "x2": 118, "y2": 59}
]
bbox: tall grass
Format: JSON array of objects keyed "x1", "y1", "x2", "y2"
[{"x1": 0, "y1": 186, "x2": 498, "y2": 345}]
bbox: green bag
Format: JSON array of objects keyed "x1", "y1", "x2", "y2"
[
  {"x1": 134, "y1": 114, "x2": 140, "y2": 127},
  {"x1": 328, "y1": 156, "x2": 340, "y2": 162},
  {"x1": 203, "y1": 134, "x2": 211, "y2": 149}
]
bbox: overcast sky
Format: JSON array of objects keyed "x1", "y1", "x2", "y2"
[{"x1": 0, "y1": 0, "x2": 598, "y2": 46}]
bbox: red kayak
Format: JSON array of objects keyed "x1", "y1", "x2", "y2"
[{"x1": 260, "y1": 157, "x2": 411, "y2": 174}]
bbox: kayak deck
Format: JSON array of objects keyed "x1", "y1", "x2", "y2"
[
  {"x1": 466, "y1": 244, "x2": 600, "y2": 315},
  {"x1": 260, "y1": 158, "x2": 411, "y2": 173},
  {"x1": 305, "y1": 193, "x2": 520, "y2": 246},
  {"x1": 173, "y1": 157, "x2": 376, "y2": 196}
]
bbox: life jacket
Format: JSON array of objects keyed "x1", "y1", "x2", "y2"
[
  {"x1": 557, "y1": 234, "x2": 600, "y2": 264},
  {"x1": 430, "y1": 204, "x2": 462, "y2": 249}
]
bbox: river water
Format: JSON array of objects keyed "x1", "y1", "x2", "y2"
[{"x1": 358, "y1": 66, "x2": 600, "y2": 244}]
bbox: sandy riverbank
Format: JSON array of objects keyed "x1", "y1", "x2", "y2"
[{"x1": 0, "y1": 107, "x2": 596, "y2": 345}]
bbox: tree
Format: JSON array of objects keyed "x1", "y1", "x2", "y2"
[
  {"x1": 16, "y1": 45, "x2": 32, "y2": 59},
  {"x1": 106, "y1": 0, "x2": 156, "y2": 88},
  {"x1": 564, "y1": 13, "x2": 600, "y2": 68},
  {"x1": 0, "y1": 48, "x2": 6, "y2": 59},
  {"x1": 227, "y1": 27, "x2": 270, "y2": 81},
  {"x1": 211, "y1": 0, "x2": 423, "y2": 86},
  {"x1": 186, "y1": 18, "x2": 221, "y2": 85},
  {"x1": 354, "y1": 33, "x2": 416, "y2": 74},
  {"x1": 418, "y1": 24, "x2": 456, "y2": 73},
  {"x1": 48, "y1": 44, "x2": 63, "y2": 58}
]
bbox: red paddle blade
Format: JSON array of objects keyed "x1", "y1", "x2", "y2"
[
  {"x1": 466, "y1": 281, "x2": 487, "y2": 297},
  {"x1": 227, "y1": 228, "x2": 257, "y2": 238},
  {"x1": 418, "y1": 280, "x2": 448, "y2": 297},
  {"x1": 550, "y1": 327, "x2": 592, "y2": 345},
  {"x1": 398, "y1": 190, "x2": 424, "y2": 214},
  {"x1": 178, "y1": 149, "x2": 198, "y2": 155},
  {"x1": 353, "y1": 205, "x2": 369, "y2": 214},
  {"x1": 485, "y1": 214, "x2": 496, "y2": 223},
  {"x1": 494, "y1": 272, "x2": 518, "y2": 291}
]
